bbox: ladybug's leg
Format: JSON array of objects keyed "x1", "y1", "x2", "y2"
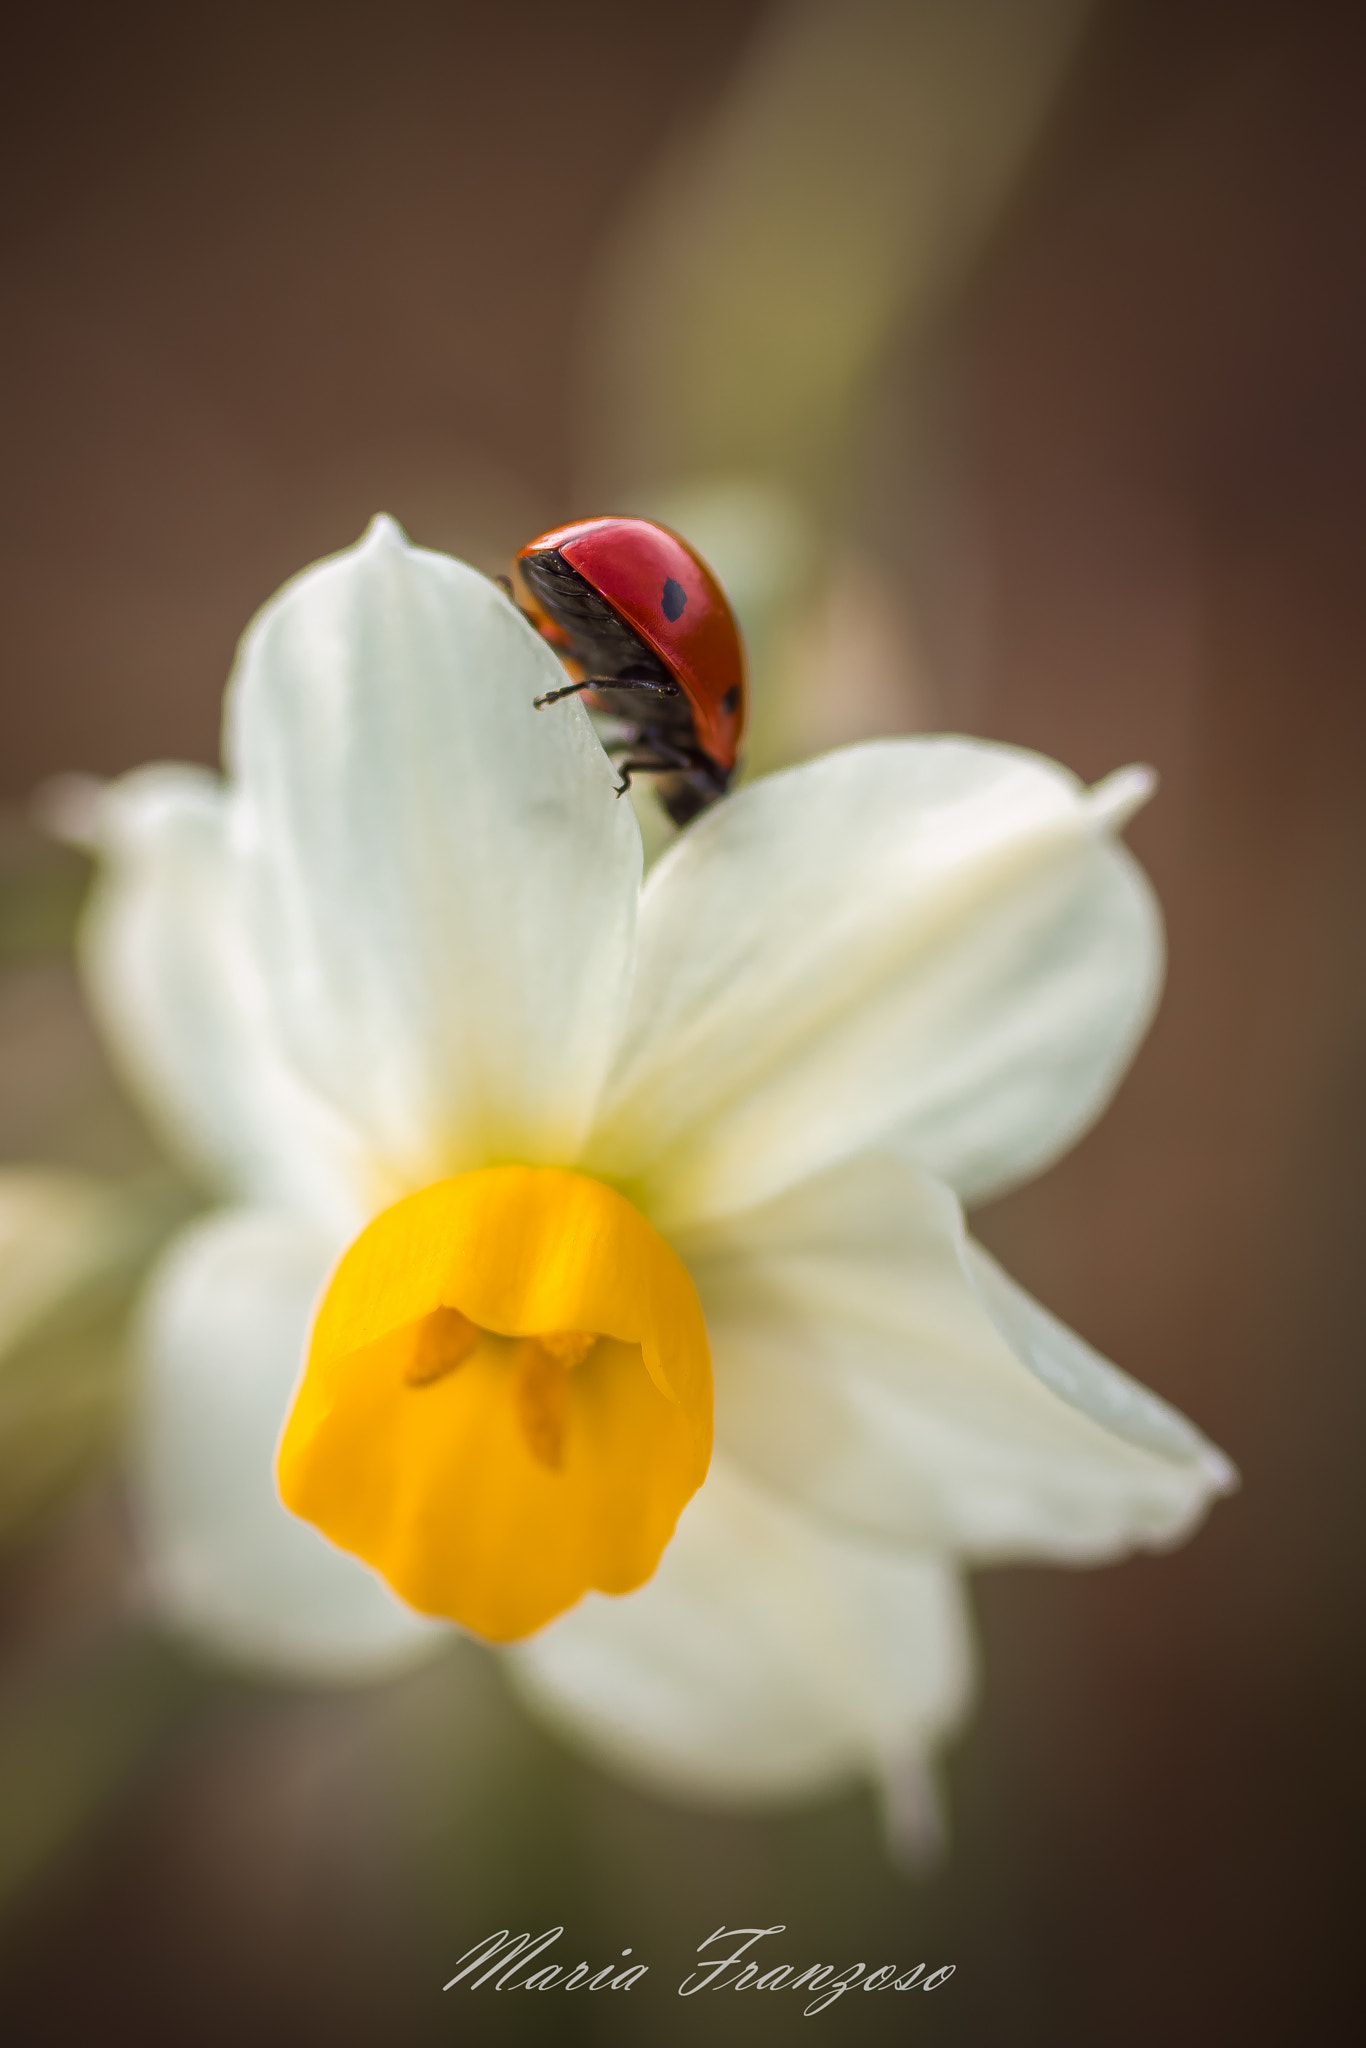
[
  {"x1": 533, "y1": 675, "x2": 680, "y2": 710},
  {"x1": 612, "y1": 753, "x2": 682, "y2": 799},
  {"x1": 533, "y1": 679, "x2": 596, "y2": 708}
]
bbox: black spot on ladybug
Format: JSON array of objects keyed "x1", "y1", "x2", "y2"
[
  {"x1": 722, "y1": 685, "x2": 740, "y2": 714},
  {"x1": 661, "y1": 577, "x2": 688, "y2": 622}
]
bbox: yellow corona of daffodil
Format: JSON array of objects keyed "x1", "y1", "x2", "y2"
[
  {"x1": 74, "y1": 517, "x2": 1231, "y2": 1816},
  {"x1": 279, "y1": 1166, "x2": 711, "y2": 1641}
]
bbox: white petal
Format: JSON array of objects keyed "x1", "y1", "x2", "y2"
[
  {"x1": 586, "y1": 739, "x2": 1160, "y2": 1225},
  {"x1": 680, "y1": 1148, "x2": 1233, "y2": 1561},
  {"x1": 507, "y1": 1459, "x2": 972, "y2": 1806},
  {"x1": 136, "y1": 1209, "x2": 448, "y2": 1682},
  {"x1": 964, "y1": 1238, "x2": 1238, "y2": 1476},
  {"x1": 226, "y1": 517, "x2": 641, "y2": 1188},
  {"x1": 81, "y1": 766, "x2": 371, "y2": 1232}
]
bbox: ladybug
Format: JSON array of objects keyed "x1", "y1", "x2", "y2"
[{"x1": 502, "y1": 516, "x2": 747, "y2": 826}]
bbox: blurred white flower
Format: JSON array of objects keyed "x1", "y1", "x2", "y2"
[
  {"x1": 0, "y1": 1170, "x2": 132, "y2": 1360},
  {"x1": 74, "y1": 517, "x2": 1231, "y2": 1817},
  {"x1": 0, "y1": 1166, "x2": 166, "y2": 1542}
]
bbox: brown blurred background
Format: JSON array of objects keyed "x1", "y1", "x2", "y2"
[{"x1": 3, "y1": 0, "x2": 1365, "y2": 2041}]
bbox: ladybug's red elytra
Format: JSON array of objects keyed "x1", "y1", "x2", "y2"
[{"x1": 503, "y1": 516, "x2": 747, "y2": 826}]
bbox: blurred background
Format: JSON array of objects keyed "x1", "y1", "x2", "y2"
[{"x1": 2, "y1": 0, "x2": 1364, "y2": 2039}]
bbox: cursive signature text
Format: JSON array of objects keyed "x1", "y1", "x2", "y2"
[
  {"x1": 680, "y1": 1926, "x2": 955, "y2": 2014},
  {"x1": 443, "y1": 1928, "x2": 646, "y2": 1994}
]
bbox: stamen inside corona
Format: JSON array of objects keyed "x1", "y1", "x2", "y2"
[
  {"x1": 402, "y1": 1305, "x2": 481, "y2": 1385},
  {"x1": 403, "y1": 1304, "x2": 599, "y2": 1471}
]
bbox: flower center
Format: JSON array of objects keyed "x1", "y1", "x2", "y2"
[{"x1": 276, "y1": 1166, "x2": 712, "y2": 1641}]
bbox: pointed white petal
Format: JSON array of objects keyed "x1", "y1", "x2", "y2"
[
  {"x1": 136, "y1": 1209, "x2": 448, "y2": 1682},
  {"x1": 587, "y1": 738, "x2": 1160, "y2": 1225},
  {"x1": 81, "y1": 766, "x2": 372, "y2": 1232},
  {"x1": 964, "y1": 1238, "x2": 1237, "y2": 1483},
  {"x1": 226, "y1": 518, "x2": 641, "y2": 1188},
  {"x1": 507, "y1": 1459, "x2": 973, "y2": 1805},
  {"x1": 680, "y1": 1148, "x2": 1233, "y2": 1560}
]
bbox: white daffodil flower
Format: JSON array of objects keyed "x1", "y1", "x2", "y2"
[{"x1": 75, "y1": 517, "x2": 1232, "y2": 1814}]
